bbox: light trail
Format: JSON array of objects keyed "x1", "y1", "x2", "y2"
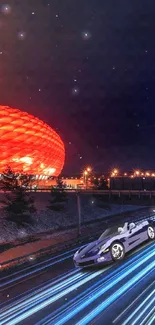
[
  {"x1": 41, "y1": 244, "x2": 155, "y2": 325},
  {"x1": 0, "y1": 245, "x2": 81, "y2": 289},
  {"x1": 145, "y1": 313, "x2": 155, "y2": 325},
  {"x1": 122, "y1": 289, "x2": 155, "y2": 325},
  {"x1": 1, "y1": 241, "x2": 152, "y2": 316},
  {"x1": 1, "y1": 243, "x2": 154, "y2": 325},
  {"x1": 76, "y1": 260, "x2": 155, "y2": 325},
  {"x1": 0, "y1": 269, "x2": 90, "y2": 320},
  {"x1": 0, "y1": 268, "x2": 79, "y2": 313},
  {"x1": 113, "y1": 280, "x2": 155, "y2": 324},
  {"x1": 0, "y1": 267, "x2": 109, "y2": 325},
  {"x1": 35, "y1": 243, "x2": 154, "y2": 325}
]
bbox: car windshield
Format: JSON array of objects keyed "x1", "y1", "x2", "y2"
[{"x1": 99, "y1": 223, "x2": 127, "y2": 240}]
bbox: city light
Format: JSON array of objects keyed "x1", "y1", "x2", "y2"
[{"x1": 111, "y1": 168, "x2": 119, "y2": 177}]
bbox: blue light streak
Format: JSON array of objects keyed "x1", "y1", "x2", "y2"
[
  {"x1": 122, "y1": 290, "x2": 155, "y2": 325},
  {"x1": 76, "y1": 260, "x2": 155, "y2": 325},
  {"x1": 0, "y1": 246, "x2": 81, "y2": 288}
]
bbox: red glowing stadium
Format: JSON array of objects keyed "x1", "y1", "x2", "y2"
[{"x1": 0, "y1": 106, "x2": 65, "y2": 176}]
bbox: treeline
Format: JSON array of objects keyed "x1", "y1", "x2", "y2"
[{"x1": 0, "y1": 167, "x2": 68, "y2": 228}]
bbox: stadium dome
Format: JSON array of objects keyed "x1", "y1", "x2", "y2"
[{"x1": 0, "y1": 106, "x2": 65, "y2": 176}]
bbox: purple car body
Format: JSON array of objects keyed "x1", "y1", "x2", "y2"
[{"x1": 73, "y1": 219, "x2": 155, "y2": 267}]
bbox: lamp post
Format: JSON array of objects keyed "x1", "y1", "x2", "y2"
[{"x1": 83, "y1": 167, "x2": 92, "y2": 189}]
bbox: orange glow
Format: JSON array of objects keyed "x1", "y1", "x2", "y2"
[
  {"x1": 0, "y1": 106, "x2": 65, "y2": 176},
  {"x1": 87, "y1": 167, "x2": 91, "y2": 172},
  {"x1": 84, "y1": 170, "x2": 88, "y2": 175},
  {"x1": 124, "y1": 173, "x2": 127, "y2": 176},
  {"x1": 146, "y1": 172, "x2": 150, "y2": 176},
  {"x1": 135, "y1": 170, "x2": 140, "y2": 176}
]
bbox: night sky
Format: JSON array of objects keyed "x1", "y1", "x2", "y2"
[{"x1": 1, "y1": 1, "x2": 155, "y2": 174}]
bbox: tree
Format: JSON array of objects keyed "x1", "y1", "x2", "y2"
[
  {"x1": 91, "y1": 176, "x2": 108, "y2": 190},
  {"x1": 48, "y1": 177, "x2": 68, "y2": 211},
  {"x1": 0, "y1": 166, "x2": 36, "y2": 227}
]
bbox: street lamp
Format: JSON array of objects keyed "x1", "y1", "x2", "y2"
[
  {"x1": 83, "y1": 170, "x2": 88, "y2": 188},
  {"x1": 83, "y1": 167, "x2": 92, "y2": 189},
  {"x1": 111, "y1": 168, "x2": 119, "y2": 177}
]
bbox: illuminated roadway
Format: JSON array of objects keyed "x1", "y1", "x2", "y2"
[{"x1": 0, "y1": 240, "x2": 154, "y2": 325}]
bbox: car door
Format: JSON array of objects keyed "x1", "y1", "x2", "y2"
[{"x1": 127, "y1": 223, "x2": 142, "y2": 250}]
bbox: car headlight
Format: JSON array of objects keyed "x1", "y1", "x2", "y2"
[{"x1": 99, "y1": 244, "x2": 109, "y2": 254}]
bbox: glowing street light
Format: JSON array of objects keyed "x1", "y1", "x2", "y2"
[{"x1": 111, "y1": 169, "x2": 119, "y2": 177}]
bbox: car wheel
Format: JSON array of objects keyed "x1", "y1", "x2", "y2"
[
  {"x1": 147, "y1": 226, "x2": 155, "y2": 240},
  {"x1": 110, "y1": 242, "x2": 125, "y2": 262}
]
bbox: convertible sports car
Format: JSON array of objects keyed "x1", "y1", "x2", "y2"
[{"x1": 73, "y1": 219, "x2": 155, "y2": 267}]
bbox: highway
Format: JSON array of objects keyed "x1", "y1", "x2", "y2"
[{"x1": 0, "y1": 240, "x2": 154, "y2": 325}]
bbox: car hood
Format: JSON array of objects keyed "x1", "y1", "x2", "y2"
[{"x1": 77, "y1": 236, "x2": 112, "y2": 257}]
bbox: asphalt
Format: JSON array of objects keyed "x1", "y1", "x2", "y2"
[{"x1": 0, "y1": 237, "x2": 154, "y2": 325}]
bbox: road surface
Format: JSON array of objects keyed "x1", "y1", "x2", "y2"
[{"x1": 0, "y1": 239, "x2": 154, "y2": 325}]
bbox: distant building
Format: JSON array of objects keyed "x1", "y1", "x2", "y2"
[
  {"x1": 0, "y1": 105, "x2": 65, "y2": 177},
  {"x1": 110, "y1": 176, "x2": 155, "y2": 190}
]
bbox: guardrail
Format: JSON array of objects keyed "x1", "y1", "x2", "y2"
[{"x1": 26, "y1": 188, "x2": 155, "y2": 196}]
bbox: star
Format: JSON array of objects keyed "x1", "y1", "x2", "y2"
[
  {"x1": 82, "y1": 31, "x2": 91, "y2": 40},
  {"x1": 18, "y1": 32, "x2": 26, "y2": 40},
  {"x1": 1, "y1": 5, "x2": 11, "y2": 14},
  {"x1": 72, "y1": 87, "x2": 79, "y2": 95}
]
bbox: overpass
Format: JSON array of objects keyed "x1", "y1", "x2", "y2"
[{"x1": 28, "y1": 188, "x2": 155, "y2": 199}]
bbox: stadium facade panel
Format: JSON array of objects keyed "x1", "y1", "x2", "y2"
[{"x1": 0, "y1": 106, "x2": 65, "y2": 176}]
